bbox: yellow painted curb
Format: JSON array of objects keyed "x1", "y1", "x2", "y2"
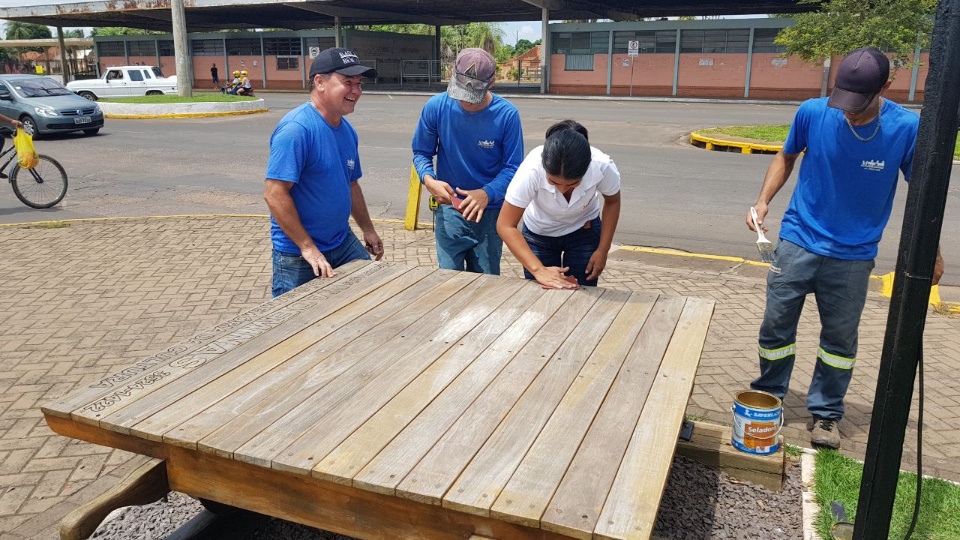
[
  {"x1": 690, "y1": 132, "x2": 783, "y2": 154},
  {"x1": 105, "y1": 108, "x2": 267, "y2": 119},
  {"x1": 879, "y1": 272, "x2": 960, "y2": 313}
]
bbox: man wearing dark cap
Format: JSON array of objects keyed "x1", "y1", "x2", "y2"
[
  {"x1": 746, "y1": 46, "x2": 944, "y2": 449},
  {"x1": 412, "y1": 48, "x2": 524, "y2": 275},
  {"x1": 264, "y1": 47, "x2": 384, "y2": 297}
]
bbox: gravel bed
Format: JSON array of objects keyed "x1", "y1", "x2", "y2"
[{"x1": 90, "y1": 455, "x2": 803, "y2": 539}]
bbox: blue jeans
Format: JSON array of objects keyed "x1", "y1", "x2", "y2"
[
  {"x1": 750, "y1": 240, "x2": 874, "y2": 420},
  {"x1": 271, "y1": 232, "x2": 370, "y2": 297},
  {"x1": 433, "y1": 204, "x2": 502, "y2": 275},
  {"x1": 521, "y1": 217, "x2": 603, "y2": 286}
]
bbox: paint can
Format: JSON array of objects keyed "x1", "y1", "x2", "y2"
[{"x1": 731, "y1": 390, "x2": 782, "y2": 455}]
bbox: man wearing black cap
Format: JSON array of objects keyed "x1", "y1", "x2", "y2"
[
  {"x1": 745, "y1": 46, "x2": 945, "y2": 449},
  {"x1": 264, "y1": 47, "x2": 384, "y2": 297},
  {"x1": 412, "y1": 48, "x2": 524, "y2": 275}
]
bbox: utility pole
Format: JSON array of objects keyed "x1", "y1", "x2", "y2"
[
  {"x1": 171, "y1": 0, "x2": 193, "y2": 97},
  {"x1": 853, "y1": 1, "x2": 960, "y2": 537}
]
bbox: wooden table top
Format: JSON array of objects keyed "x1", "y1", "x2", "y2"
[{"x1": 43, "y1": 260, "x2": 714, "y2": 540}]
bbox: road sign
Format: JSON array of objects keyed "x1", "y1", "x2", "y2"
[
  {"x1": 628, "y1": 40, "x2": 640, "y2": 56},
  {"x1": 309, "y1": 46, "x2": 321, "y2": 59}
]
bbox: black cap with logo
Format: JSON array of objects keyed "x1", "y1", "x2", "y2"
[{"x1": 309, "y1": 48, "x2": 377, "y2": 78}]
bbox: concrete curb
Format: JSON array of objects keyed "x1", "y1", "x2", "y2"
[
  {"x1": 99, "y1": 98, "x2": 268, "y2": 119},
  {"x1": 689, "y1": 131, "x2": 783, "y2": 154}
]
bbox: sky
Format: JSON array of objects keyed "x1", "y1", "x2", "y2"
[{"x1": 500, "y1": 21, "x2": 542, "y2": 46}]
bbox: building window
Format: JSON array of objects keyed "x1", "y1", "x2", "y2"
[
  {"x1": 614, "y1": 30, "x2": 676, "y2": 54},
  {"x1": 226, "y1": 38, "x2": 262, "y2": 56},
  {"x1": 264, "y1": 38, "x2": 302, "y2": 56},
  {"x1": 127, "y1": 40, "x2": 157, "y2": 56},
  {"x1": 97, "y1": 41, "x2": 125, "y2": 57},
  {"x1": 564, "y1": 54, "x2": 595, "y2": 71},
  {"x1": 552, "y1": 31, "x2": 607, "y2": 55},
  {"x1": 191, "y1": 39, "x2": 225, "y2": 56},
  {"x1": 303, "y1": 37, "x2": 336, "y2": 51},
  {"x1": 680, "y1": 29, "x2": 751, "y2": 53},
  {"x1": 158, "y1": 40, "x2": 175, "y2": 56},
  {"x1": 753, "y1": 28, "x2": 786, "y2": 53},
  {"x1": 277, "y1": 56, "x2": 299, "y2": 70}
]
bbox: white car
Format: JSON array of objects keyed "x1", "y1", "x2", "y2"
[{"x1": 67, "y1": 66, "x2": 177, "y2": 101}]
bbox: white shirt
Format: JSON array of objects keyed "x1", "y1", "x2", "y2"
[{"x1": 505, "y1": 145, "x2": 621, "y2": 236}]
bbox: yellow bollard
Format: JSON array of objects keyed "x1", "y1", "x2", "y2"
[{"x1": 404, "y1": 164, "x2": 422, "y2": 231}]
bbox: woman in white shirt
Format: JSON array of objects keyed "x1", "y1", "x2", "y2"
[{"x1": 497, "y1": 120, "x2": 622, "y2": 289}]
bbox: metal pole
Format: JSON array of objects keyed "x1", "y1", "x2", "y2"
[
  {"x1": 853, "y1": 1, "x2": 960, "y2": 537},
  {"x1": 171, "y1": 0, "x2": 193, "y2": 97},
  {"x1": 56, "y1": 26, "x2": 70, "y2": 83}
]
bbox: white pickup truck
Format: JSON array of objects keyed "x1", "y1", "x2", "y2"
[{"x1": 67, "y1": 66, "x2": 177, "y2": 101}]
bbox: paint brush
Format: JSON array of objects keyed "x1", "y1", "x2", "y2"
[{"x1": 750, "y1": 207, "x2": 776, "y2": 263}]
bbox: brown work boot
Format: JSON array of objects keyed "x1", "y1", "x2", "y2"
[{"x1": 811, "y1": 416, "x2": 841, "y2": 449}]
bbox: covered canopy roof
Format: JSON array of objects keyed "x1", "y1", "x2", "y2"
[{"x1": 0, "y1": 0, "x2": 813, "y2": 33}]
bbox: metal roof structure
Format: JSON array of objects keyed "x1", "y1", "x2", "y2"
[{"x1": 0, "y1": 0, "x2": 813, "y2": 33}]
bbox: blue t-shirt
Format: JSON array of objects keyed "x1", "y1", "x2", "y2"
[
  {"x1": 411, "y1": 93, "x2": 524, "y2": 209},
  {"x1": 780, "y1": 98, "x2": 919, "y2": 260},
  {"x1": 266, "y1": 103, "x2": 362, "y2": 254}
]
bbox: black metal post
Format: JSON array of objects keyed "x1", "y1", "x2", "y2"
[{"x1": 853, "y1": 1, "x2": 960, "y2": 538}]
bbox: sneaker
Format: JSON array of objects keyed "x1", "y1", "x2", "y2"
[{"x1": 811, "y1": 416, "x2": 841, "y2": 449}]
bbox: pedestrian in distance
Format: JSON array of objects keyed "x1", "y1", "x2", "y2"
[
  {"x1": 211, "y1": 62, "x2": 219, "y2": 89},
  {"x1": 497, "y1": 120, "x2": 622, "y2": 289},
  {"x1": 264, "y1": 47, "x2": 384, "y2": 297},
  {"x1": 412, "y1": 47, "x2": 524, "y2": 275},
  {"x1": 746, "y1": 46, "x2": 945, "y2": 449}
]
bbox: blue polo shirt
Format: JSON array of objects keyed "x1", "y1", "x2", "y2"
[
  {"x1": 266, "y1": 103, "x2": 362, "y2": 254},
  {"x1": 780, "y1": 98, "x2": 919, "y2": 260}
]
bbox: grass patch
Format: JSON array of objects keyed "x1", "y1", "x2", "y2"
[
  {"x1": 814, "y1": 449, "x2": 960, "y2": 539},
  {"x1": 783, "y1": 444, "x2": 802, "y2": 458},
  {"x1": 100, "y1": 94, "x2": 257, "y2": 104},
  {"x1": 698, "y1": 124, "x2": 790, "y2": 143},
  {"x1": 698, "y1": 124, "x2": 960, "y2": 159}
]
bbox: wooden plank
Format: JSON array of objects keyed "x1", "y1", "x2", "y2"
[
  {"x1": 162, "y1": 445, "x2": 574, "y2": 540},
  {"x1": 131, "y1": 266, "x2": 442, "y2": 442},
  {"x1": 540, "y1": 296, "x2": 687, "y2": 539},
  {"x1": 593, "y1": 297, "x2": 715, "y2": 540},
  {"x1": 487, "y1": 291, "x2": 659, "y2": 528},
  {"x1": 347, "y1": 288, "x2": 585, "y2": 497},
  {"x1": 312, "y1": 281, "x2": 556, "y2": 485},
  {"x1": 73, "y1": 262, "x2": 410, "y2": 432},
  {"x1": 675, "y1": 421, "x2": 785, "y2": 492},
  {"x1": 442, "y1": 289, "x2": 631, "y2": 517},
  {"x1": 390, "y1": 289, "x2": 603, "y2": 505},
  {"x1": 195, "y1": 271, "x2": 480, "y2": 459},
  {"x1": 233, "y1": 275, "x2": 525, "y2": 470},
  {"x1": 268, "y1": 275, "x2": 528, "y2": 475},
  {"x1": 41, "y1": 260, "x2": 370, "y2": 419}
]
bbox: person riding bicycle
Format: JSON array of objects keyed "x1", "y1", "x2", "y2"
[{"x1": 0, "y1": 113, "x2": 23, "y2": 178}]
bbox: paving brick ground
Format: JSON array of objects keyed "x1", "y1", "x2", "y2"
[{"x1": 1, "y1": 215, "x2": 958, "y2": 539}]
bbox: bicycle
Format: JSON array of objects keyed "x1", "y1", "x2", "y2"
[{"x1": 0, "y1": 131, "x2": 67, "y2": 209}]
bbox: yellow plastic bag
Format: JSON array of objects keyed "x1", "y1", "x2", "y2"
[{"x1": 14, "y1": 127, "x2": 39, "y2": 169}]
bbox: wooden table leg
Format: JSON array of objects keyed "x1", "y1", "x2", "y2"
[{"x1": 60, "y1": 456, "x2": 169, "y2": 540}]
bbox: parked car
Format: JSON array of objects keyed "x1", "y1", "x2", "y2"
[
  {"x1": 66, "y1": 66, "x2": 177, "y2": 101},
  {"x1": 0, "y1": 75, "x2": 104, "y2": 137}
]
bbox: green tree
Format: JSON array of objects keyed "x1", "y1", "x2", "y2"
[
  {"x1": 514, "y1": 39, "x2": 535, "y2": 56},
  {"x1": 60, "y1": 29, "x2": 85, "y2": 38},
  {"x1": 5, "y1": 22, "x2": 52, "y2": 41},
  {"x1": 90, "y1": 27, "x2": 162, "y2": 36},
  {"x1": 775, "y1": 0, "x2": 936, "y2": 65},
  {"x1": 494, "y1": 44, "x2": 514, "y2": 63}
]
